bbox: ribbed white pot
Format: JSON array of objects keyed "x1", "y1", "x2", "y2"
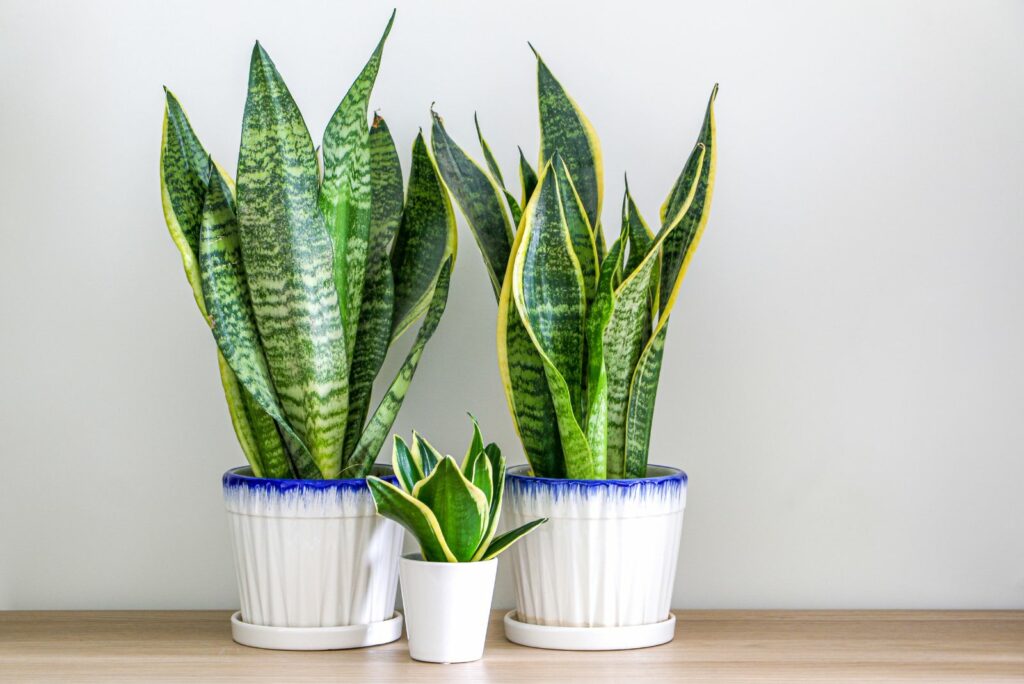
[
  {"x1": 399, "y1": 554, "x2": 498, "y2": 663},
  {"x1": 222, "y1": 466, "x2": 403, "y2": 633},
  {"x1": 503, "y1": 465, "x2": 687, "y2": 634}
]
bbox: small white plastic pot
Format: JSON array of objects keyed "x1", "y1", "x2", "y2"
[
  {"x1": 399, "y1": 553, "x2": 498, "y2": 663},
  {"x1": 223, "y1": 466, "x2": 405, "y2": 650},
  {"x1": 501, "y1": 464, "x2": 687, "y2": 650}
]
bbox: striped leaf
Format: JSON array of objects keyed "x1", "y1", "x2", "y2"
[
  {"x1": 475, "y1": 114, "x2": 523, "y2": 226},
  {"x1": 198, "y1": 167, "x2": 304, "y2": 478},
  {"x1": 411, "y1": 456, "x2": 488, "y2": 561},
  {"x1": 658, "y1": 84, "x2": 718, "y2": 317},
  {"x1": 552, "y1": 154, "x2": 598, "y2": 301},
  {"x1": 518, "y1": 147, "x2": 538, "y2": 207},
  {"x1": 512, "y1": 163, "x2": 594, "y2": 479},
  {"x1": 533, "y1": 46, "x2": 603, "y2": 233},
  {"x1": 236, "y1": 43, "x2": 349, "y2": 478},
  {"x1": 390, "y1": 133, "x2": 458, "y2": 341},
  {"x1": 625, "y1": 105, "x2": 716, "y2": 476},
  {"x1": 430, "y1": 111, "x2": 512, "y2": 299},
  {"x1": 342, "y1": 117, "x2": 403, "y2": 462},
  {"x1": 583, "y1": 237, "x2": 623, "y2": 480},
  {"x1": 320, "y1": 11, "x2": 394, "y2": 359},
  {"x1": 367, "y1": 476, "x2": 456, "y2": 562},
  {"x1": 343, "y1": 258, "x2": 453, "y2": 478},
  {"x1": 160, "y1": 90, "x2": 275, "y2": 474},
  {"x1": 412, "y1": 431, "x2": 442, "y2": 477},
  {"x1": 497, "y1": 259, "x2": 566, "y2": 478},
  {"x1": 623, "y1": 176, "x2": 655, "y2": 276}
]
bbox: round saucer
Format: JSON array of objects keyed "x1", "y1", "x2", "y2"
[
  {"x1": 230, "y1": 611, "x2": 403, "y2": 651},
  {"x1": 503, "y1": 610, "x2": 676, "y2": 651}
]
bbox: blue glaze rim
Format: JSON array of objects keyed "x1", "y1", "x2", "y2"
[
  {"x1": 505, "y1": 463, "x2": 687, "y2": 492},
  {"x1": 222, "y1": 465, "x2": 398, "y2": 495}
]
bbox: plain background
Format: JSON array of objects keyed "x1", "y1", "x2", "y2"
[{"x1": 1, "y1": 0, "x2": 1022, "y2": 611}]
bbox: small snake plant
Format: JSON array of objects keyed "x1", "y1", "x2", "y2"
[
  {"x1": 431, "y1": 46, "x2": 717, "y2": 480},
  {"x1": 368, "y1": 419, "x2": 547, "y2": 562},
  {"x1": 159, "y1": 13, "x2": 457, "y2": 480}
]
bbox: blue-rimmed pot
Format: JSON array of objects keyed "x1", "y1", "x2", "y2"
[
  {"x1": 501, "y1": 465, "x2": 687, "y2": 650},
  {"x1": 222, "y1": 466, "x2": 405, "y2": 650}
]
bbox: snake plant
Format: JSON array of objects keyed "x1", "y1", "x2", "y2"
[
  {"x1": 431, "y1": 47, "x2": 716, "y2": 480},
  {"x1": 368, "y1": 418, "x2": 547, "y2": 562},
  {"x1": 159, "y1": 13, "x2": 457, "y2": 480}
]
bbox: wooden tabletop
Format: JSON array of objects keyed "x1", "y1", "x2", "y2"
[{"x1": 0, "y1": 610, "x2": 1021, "y2": 682}]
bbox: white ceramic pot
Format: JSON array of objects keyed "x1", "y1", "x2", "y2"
[
  {"x1": 399, "y1": 554, "x2": 498, "y2": 663},
  {"x1": 222, "y1": 466, "x2": 405, "y2": 650},
  {"x1": 502, "y1": 464, "x2": 687, "y2": 650}
]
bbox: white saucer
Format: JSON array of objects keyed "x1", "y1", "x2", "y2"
[
  {"x1": 503, "y1": 610, "x2": 676, "y2": 651},
  {"x1": 230, "y1": 611, "x2": 404, "y2": 651}
]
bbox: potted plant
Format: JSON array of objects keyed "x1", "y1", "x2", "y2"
[
  {"x1": 159, "y1": 12, "x2": 458, "y2": 650},
  {"x1": 367, "y1": 418, "x2": 546, "y2": 663},
  {"x1": 429, "y1": 46, "x2": 717, "y2": 649}
]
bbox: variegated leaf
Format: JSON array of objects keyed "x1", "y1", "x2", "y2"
[
  {"x1": 518, "y1": 147, "x2": 538, "y2": 207},
  {"x1": 367, "y1": 476, "x2": 456, "y2": 562},
  {"x1": 342, "y1": 116, "x2": 403, "y2": 462},
  {"x1": 552, "y1": 154, "x2": 598, "y2": 301},
  {"x1": 343, "y1": 258, "x2": 453, "y2": 478},
  {"x1": 475, "y1": 113, "x2": 523, "y2": 226},
  {"x1": 471, "y1": 442, "x2": 507, "y2": 560},
  {"x1": 411, "y1": 456, "x2": 488, "y2": 561},
  {"x1": 533, "y1": 46, "x2": 603, "y2": 232},
  {"x1": 512, "y1": 163, "x2": 594, "y2": 478},
  {"x1": 391, "y1": 134, "x2": 457, "y2": 341},
  {"x1": 237, "y1": 43, "x2": 349, "y2": 478},
  {"x1": 430, "y1": 111, "x2": 512, "y2": 299},
  {"x1": 479, "y1": 518, "x2": 547, "y2": 560},
  {"x1": 320, "y1": 11, "x2": 394, "y2": 359}
]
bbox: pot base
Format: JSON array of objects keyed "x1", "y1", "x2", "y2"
[
  {"x1": 230, "y1": 611, "x2": 403, "y2": 651},
  {"x1": 503, "y1": 610, "x2": 676, "y2": 651}
]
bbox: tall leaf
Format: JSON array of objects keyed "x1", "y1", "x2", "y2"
[
  {"x1": 160, "y1": 90, "x2": 269, "y2": 473},
  {"x1": 344, "y1": 258, "x2": 454, "y2": 477},
  {"x1": 390, "y1": 134, "x2": 458, "y2": 341},
  {"x1": 431, "y1": 111, "x2": 512, "y2": 299},
  {"x1": 198, "y1": 168, "x2": 302, "y2": 478},
  {"x1": 518, "y1": 147, "x2": 538, "y2": 207},
  {"x1": 471, "y1": 443, "x2": 507, "y2": 560},
  {"x1": 342, "y1": 116, "x2": 403, "y2": 462},
  {"x1": 320, "y1": 11, "x2": 394, "y2": 358},
  {"x1": 475, "y1": 114, "x2": 523, "y2": 226},
  {"x1": 512, "y1": 163, "x2": 594, "y2": 478},
  {"x1": 552, "y1": 154, "x2": 598, "y2": 301},
  {"x1": 658, "y1": 84, "x2": 718, "y2": 317},
  {"x1": 236, "y1": 43, "x2": 349, "y2": 478},
  {"x1": 533, "y1": 46, "x2": 603, "y2": 232}
]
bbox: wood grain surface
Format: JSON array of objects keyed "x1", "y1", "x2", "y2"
[{"x1": 0, "y1": 610, "x2": 1021, "y2": 682}]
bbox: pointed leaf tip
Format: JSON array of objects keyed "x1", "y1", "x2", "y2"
[{"x1": 527, "y1": 41, "x2": 540, "y2": 60}]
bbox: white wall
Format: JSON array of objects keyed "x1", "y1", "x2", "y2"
[{"x1": 1, "y1": 0, "x2": 1022, "y2": 610}]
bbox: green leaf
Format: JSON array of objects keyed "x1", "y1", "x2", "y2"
[
  {"x1": 533, "y1": 45, "x2": 603, "y2": 233},
  {"x1": 368, "y1": 476, "x2": 456, "y2": 562},
  {"x1": 475, "y1": 113, "x2": 523, "y2": 227},
  {"x1": 658, "y1": 84, "x2": 718, "y2": 318},
  {"x1": 236, "y1": 43, "x2": 349, "y2": 478},
  {"x1": 392, "y1": 434, "x2": 423, "y2": 492},
  {"x1": 552, "y1": 154, "x2": 598, "y2": 302},
  {"x1": 583, "y1": 237, "x2": 624, "y2": 479},
  {"x1": 320, "y1": 11, "x2": 394, "y2": 359},
  {"x1": 430, "y1": 111, "x2": 512, "y2": 299},
  {"x1": 160, "y1": 94, "x2": 286, "y2": 476},
  {"x1": 623, "y1": 176, "x2": 655, "y2": 276},
  {"x1": 479, "y1": 518, "x2": 547, "y2": 561},
  {"x1": 512, "y1": 163, "x2": 594, "y2": 479},
  {"x1": 469, "y1": 450, "x2": 493, "y2": 505},
  {"x1": 341, "y1": 117, "x2": 403, "y2": 464},
  {"x1": 518, "y1": 147, "x2": 538, "y2": 207},
  {"x1": 471, "y1": 443, "x2": 507, "y2": 560},
  {"x1": 461, "y1": 414, "x2": 486, "y2": 477},
  {"x1": 411, "y1": 456, "x2": 488, "y2": 561},
  {"x1": 412, "y1": 431, "x2": 442, "y2": 477},
  {"x1": 343, "y1": 258, "x2": 454, "y2": 478},
  {"x1": 390, "y1": 133, "x2": 457, "y2": 341},
  {"x1": 624, "y1": 326, "x2": 666, "y2": 478},
  {"x1": 198, "y1": 165, "x2": 305, "y2": 478}
]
